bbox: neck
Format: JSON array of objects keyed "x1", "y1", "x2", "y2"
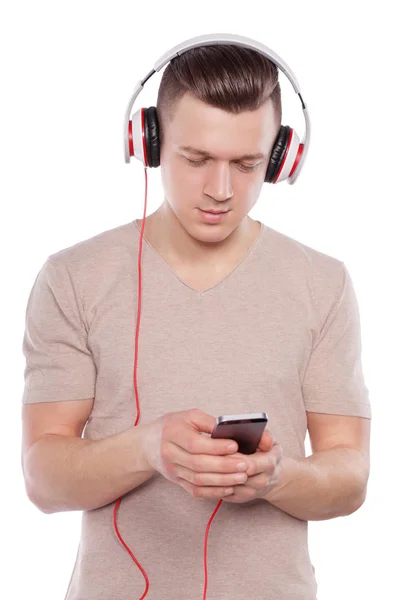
[{"x1": 142, "y1": 201, "x2": 258, "y2": 267}]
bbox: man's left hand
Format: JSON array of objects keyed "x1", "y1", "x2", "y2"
[{"x1": 222, "y1": 431, "x2": 283, "y2": 504}]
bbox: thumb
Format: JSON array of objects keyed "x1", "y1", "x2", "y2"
[
  {"x1": 258, "y1": 430, "x2": 275, "y2": 452},
  {"x1": 186, "y1": 408, "x2": 217, "y2": 435}
]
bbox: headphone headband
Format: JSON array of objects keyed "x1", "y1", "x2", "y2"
[
  {"x1": 123, "y1": 33, "x2": 310, "y2": 184},
  {"x1": 154, "y1": 33, "x2": 300, "y2": 91}
]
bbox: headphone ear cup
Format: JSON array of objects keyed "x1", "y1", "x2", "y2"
[
  {"x1": 144, "y1": 106, "x2": 160, "y2": 168},
  {"x1": 128, "y1": 106, "x2": 160, "y2": 167},
  {"x1": 265, "y1": 125, "x2": 303, "y2": 184},
  {"x1": 265, "y1": 126, "x2": 291, "y2": 183}
]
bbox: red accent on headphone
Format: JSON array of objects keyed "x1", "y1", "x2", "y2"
[
  {"x1": 128, "y1": 121, "x2": 134, "y2": 157},
  {"x1": 273, "y1": 128, "x2": 293, "y2": 183},
  {"x1": 289, "y1": 143, "x2": 304, "y2": 179},
  {"x1": 141, "y1": 109, "x2": 149, "y2": 167}
]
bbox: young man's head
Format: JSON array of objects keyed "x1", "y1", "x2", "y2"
[{"x1": 156, "y1": 44, "x2": 282, "y2": 243}]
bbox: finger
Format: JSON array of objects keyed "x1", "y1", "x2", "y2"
[
  {"x1": 242, "y1": 471, "x2": 270, "y2": 490},
  {"x1": 176, "y1": 410, "x2": 240, "y2": 455},
  {"x1": 222, "y1": 485, "x2": 257, "y2": 503},
  {"x1": 175, "y1": 427, "x2": 239, "y2": 455},
  {"x1": 173, "y1": 463, "x2": 248, "y2": 488},
  {"x1": 186, "y1": 408, "x2": 220, "y2": 435},
  {"x1": 257, "y1": 429, "x2": 275, "y2": 452},
  {"x1": 270, "y1": 441, "x2": 284, "y2": 464},
  {"x1": 176, "y1": 477, "x2": 235, "y2": 500},
  {"x1": 167, "y1": 442, "x2": 249, "y2": 474},
  {"x1": 246, "y1": 442, "x2": 283, "y2": 477}
]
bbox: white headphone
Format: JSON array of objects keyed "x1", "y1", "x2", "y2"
[{"x1": 123, "y1": 33, "x2": 310, "y2": 184}]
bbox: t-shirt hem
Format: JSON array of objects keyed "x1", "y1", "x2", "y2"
[
  {"x1": 22, "y1": 386, "x2": 95, "y2": 404},
  {"x1": 305, "y1": 401, "x2": 371, "y2": 419}
]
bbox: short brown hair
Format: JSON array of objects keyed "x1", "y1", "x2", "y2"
[{"x1": 156, "y1": 44, "x2": 282, "y2": 145}]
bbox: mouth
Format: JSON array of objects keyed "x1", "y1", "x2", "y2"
[{"x1": 197, "y1": 208, "x2": 230, "y2": 223}]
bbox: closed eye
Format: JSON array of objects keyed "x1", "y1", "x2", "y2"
[{"x1": 185, "y1": 157, "x2": 259, "y2": 172}]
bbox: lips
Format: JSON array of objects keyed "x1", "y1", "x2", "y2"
[{"x1": 201, "y1": 209, "x2": 229, "y2": 214}]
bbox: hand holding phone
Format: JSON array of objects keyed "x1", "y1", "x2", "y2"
[
  {"x1": 140, "y1": 409, "x2": 257, "y2": 500},
  {"x1": 211, "y1": 412, "x2": 268, "y2": 455}
]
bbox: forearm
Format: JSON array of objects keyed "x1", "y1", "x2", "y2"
[
  {"x1": 23, "y1": 426, "x2": 156, "y2": 514},
  {"x1": 263, "y1": 446, "x2": 369, "y2": 521}
]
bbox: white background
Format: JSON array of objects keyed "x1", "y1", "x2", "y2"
[{"x1": 1, "y1": 1, "x2": 398, "y2": 598}]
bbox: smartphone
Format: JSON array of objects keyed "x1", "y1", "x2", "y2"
[{"x1": 211, "y1": 412, "x2": 268, "y2": 455}]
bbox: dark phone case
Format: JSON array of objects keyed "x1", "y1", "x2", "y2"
[{"x1": 211, "y1": 416, "x2": 268, "y2": 454}]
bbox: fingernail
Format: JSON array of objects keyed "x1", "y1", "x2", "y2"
[
  {"x1": 237, "y1": 461, "x2": 247, "y2": 471},
  {"x1": 225, "y1": 488, "x2": 234, "y2": 495}
]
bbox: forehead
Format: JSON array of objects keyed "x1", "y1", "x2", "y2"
[{"x1": 168, "y1": 93, "x2": 277, "y2": 158}]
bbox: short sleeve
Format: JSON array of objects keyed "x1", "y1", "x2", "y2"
[
  {"x1": 21, "y1": 257, "x2": 96, "y2": 404},
  {"x1": 302, "y1": 262, "x2": 371, "y2": 419}
]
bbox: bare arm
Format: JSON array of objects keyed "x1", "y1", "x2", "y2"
[
  {"x1": 22, "y1": 399, "x2": 155, "y2": 514},
  {"x1": 263, "y1": 414, "x2": 370, "y2": 521},
  {"x1": 262, "y1": 446, "x2": 369, "y2": 521}
]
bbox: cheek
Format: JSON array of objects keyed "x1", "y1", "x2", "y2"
[
  {"x1": 247, "y1": 170, "x2": 266, "y2": 195},
  {"x1": 234, "y1": 176, "x2": 264, "y2": 211},
  {"x1": 161, "y1": 161, "x2": 203, "y2": 200}
]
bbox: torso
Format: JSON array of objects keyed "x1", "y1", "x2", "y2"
[
  {"x1": 135, "y1": 217, "x2": 262, "y2": 293},
  {"x1": 172, "y1": 265, "x2": 239, "y2": 293}
]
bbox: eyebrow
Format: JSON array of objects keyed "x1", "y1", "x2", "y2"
[{"x1": 178, "y1": 145, "x2": 267, "y2": 161}]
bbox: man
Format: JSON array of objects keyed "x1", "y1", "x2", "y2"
[{"x1": 21, "y1": 43, "x2": 371, "y2": 599}]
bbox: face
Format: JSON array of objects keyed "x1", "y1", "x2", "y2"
[{"x1": 159, "y1": 92, "x2": 280, "y2": 242}]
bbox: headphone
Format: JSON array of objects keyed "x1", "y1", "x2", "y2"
[
  {"x1": 123, "y1": 32, "x2": 310, "y2": 184},
  {"x1": 116, "y1": 34, "x2": 311, "y2": 600}
]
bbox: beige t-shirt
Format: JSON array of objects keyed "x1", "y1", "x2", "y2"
[{"x1": 22, "y1": 219, "x2": 371, "y2": 600}]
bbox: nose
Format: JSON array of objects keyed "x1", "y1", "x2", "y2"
[{"x1": 203, "y1": 162, "x2": 234, "y2": 202}]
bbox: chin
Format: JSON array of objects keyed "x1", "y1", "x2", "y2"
[
  {"x1": 189, "y1": 221, "x2": 236, "y2": 243},
  {"x1": 171, "y1": 206, "x2": 240, "y2": 240}
]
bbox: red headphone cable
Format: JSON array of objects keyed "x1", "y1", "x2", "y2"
[{"x1": 112, "y1": 166, "x2": 223, "y2": 599}]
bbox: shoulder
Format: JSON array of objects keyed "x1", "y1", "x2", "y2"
[
  {"x1": 261, "y1": 222, "x2": 345, "y2": 282},
  {"x1": 260, "y1": 223, "x2": 349, "y2": 318},
  {"x1": 48, "y1": 220, "x2": 137, "y2": 269},
  {"x1": 41, "y1": 221, "x2": 139, "y2": 306}
]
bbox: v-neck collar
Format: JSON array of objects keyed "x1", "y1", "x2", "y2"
[{"x1": 132, "y1": 219, "x2": 265, "y2": 297}]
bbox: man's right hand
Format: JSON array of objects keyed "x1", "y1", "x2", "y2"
[{"x1": 139, "y1": 408, "x2": 249, "y2": 499}]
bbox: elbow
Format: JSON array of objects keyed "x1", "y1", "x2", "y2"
[
  {"x1": 22, "y1": 447, "x2": 57, "y2": 514},
  {"x1": 23, "y1": 474, "x2": 56, "y2": 514},
  {"x1": 346, "y1": 457, "x2": 370, "y2": 516},
  {"x1": 346, "y1": 485, "x2": 368, "y2": 516},
  {"x1": 36, "y1": 503, "x2": 55, "y2": 515},
  {"x1": 25, "y1": 485, "x2": 54, "y2": 514},
  {"x1": 24, "y1": 481, "x2": 84, "y2": 514}
]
